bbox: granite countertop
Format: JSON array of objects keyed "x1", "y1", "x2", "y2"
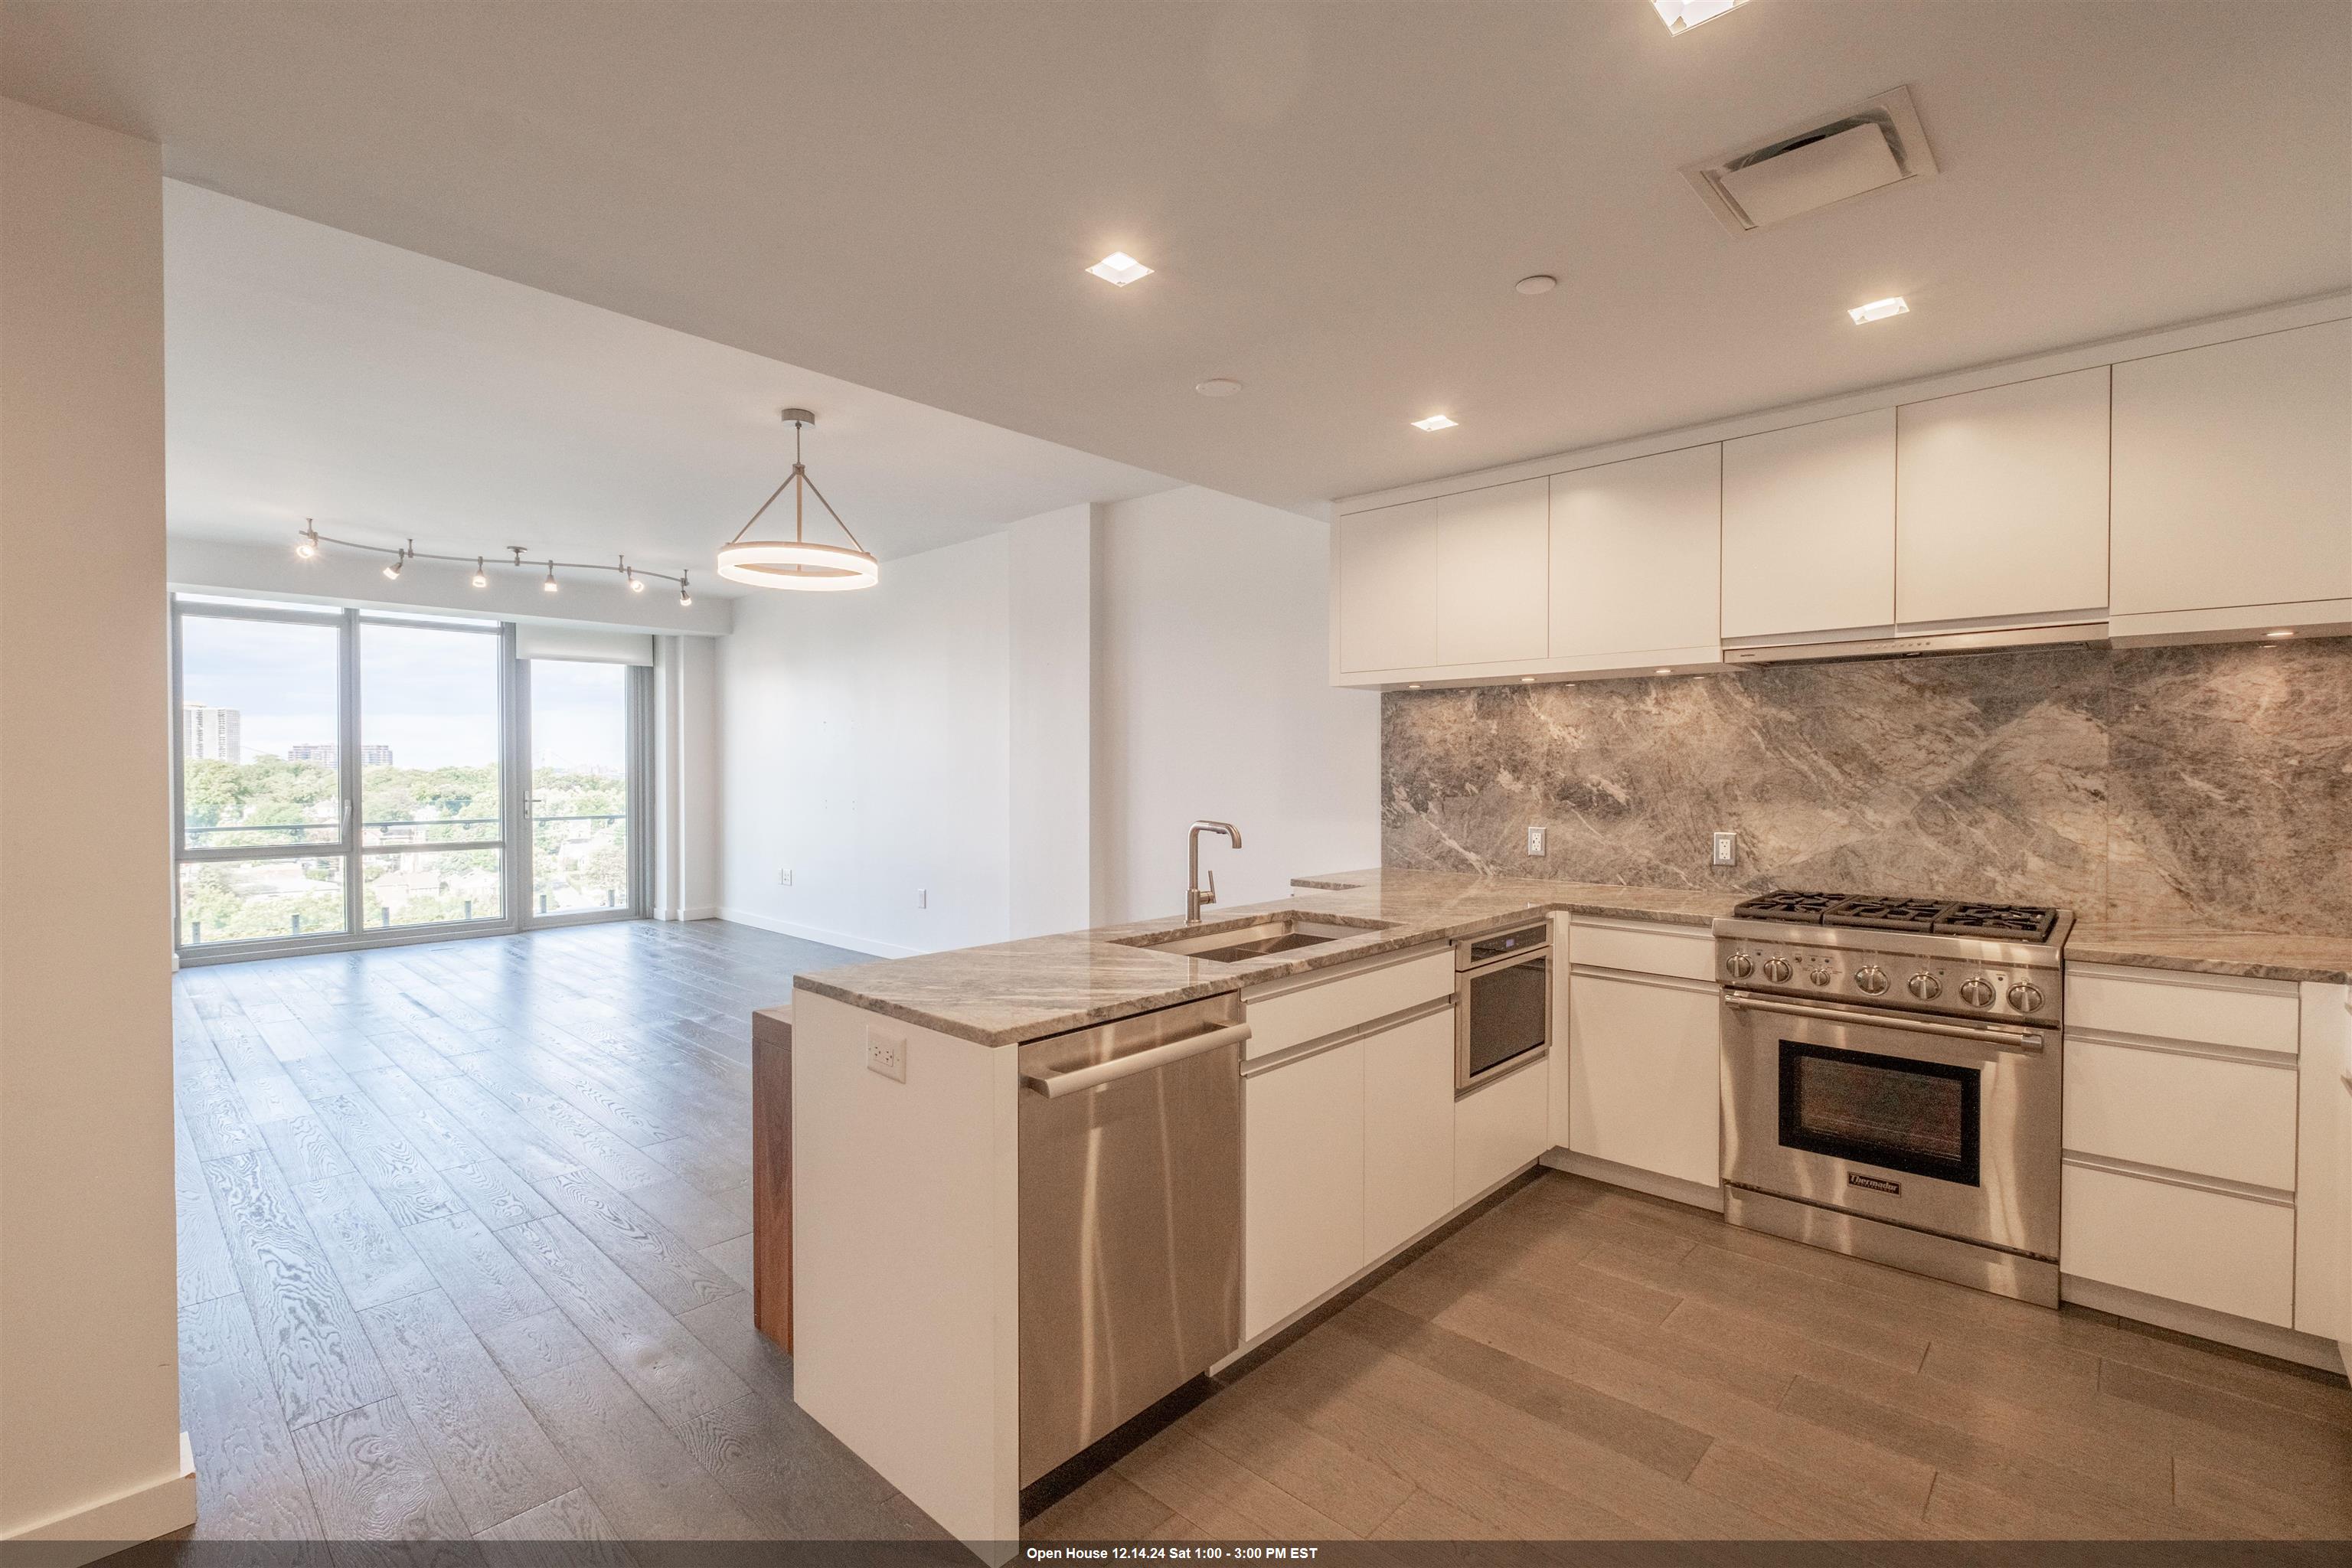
[
  {"x1": 790, "y1": 867, "x2": 2352, "y2": 1047},
  {"x1": 2065, "y1": 923, "x2": 2352, "y2": 985},
  {"x1": 792, "y1": 867, "x2": 1743, "y2": 1047}
]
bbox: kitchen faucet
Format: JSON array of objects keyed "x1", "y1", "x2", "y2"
[{"x1": 1186, "y1": 820, "x2": 1243, "y2": 924}]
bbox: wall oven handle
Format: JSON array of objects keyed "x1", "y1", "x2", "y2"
[
  {"x1": 1724, "y1": 991, "x2": 2045, "y2": 1053},
  {"x1": 1021, "y1": 1022, "x2": 1252, "y2": 1098}
]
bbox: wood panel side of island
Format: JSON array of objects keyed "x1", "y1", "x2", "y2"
[{"x1": 753, "y1": 1003, "x2": 793, "y2": 1351}]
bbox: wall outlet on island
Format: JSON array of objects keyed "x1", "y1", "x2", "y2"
[
  {"x1": 1526, "y1": 826, "x2": 1547, "y2": 857},
  {"x1": 866, "y1": 1027, "x2": 908, "y2": 1083}
]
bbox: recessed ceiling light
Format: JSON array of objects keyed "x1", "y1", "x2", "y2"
[
  {"x1": 1515, "y1": 274, "x2": 1558, "y2": 296},
  {"x1": 1411, "y1": 414, "x2": 1459, "y2": 432},
  {"x1": 1086, "y1": 251, "x2": 1153, "y2": 286},
  {"x1": 1194, "y1": 377, "x2": 1243, "y2": 398},
  {"x1": 1848, "y1": 296, "x2": 1910, "y2": 325},
  {"x1": 2268, "y1": 629, "x2": 2295, "y2": 638},
  {"x1": 1652, "y1": 0, "x2": 1747, "y2": 34}
]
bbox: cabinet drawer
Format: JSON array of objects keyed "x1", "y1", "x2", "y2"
[
  {"x1": 1568, "y1": 918, "x2": 1714, "y2": 982},
  {"x1": 2063, "y1": 1037, "x2": 2297, "y2": 1191},
  {"x1": 2066, "y1": 965, "x2": 2299, "y2": 1057},
  {"x1": 2062, "y1": 1161, "x2": 2295, "y2": 1327},
  {"x1": 1455, "y1": 1053, "x2": 1550, "y2": 1203},
  {"x1": 1243, "y1": 948, "x2": 1452, "y2": 1061}
]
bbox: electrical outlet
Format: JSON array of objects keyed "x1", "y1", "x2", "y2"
[
  {"x1": 777, "y1": 867, "x2": 793, "y2": 886},
  {"x1": 916, "y1": 887, "x2": 928, "y2": 909},
  {"x1": 1526, "y1": 826, "x2": 1547, "y2": 857},
  {"x1": 866, "y1": 1027, "x2": 907, "y2": 1083},
  {"x1": 1711, "y1": 831, "x2": 1739, "y2": 867}
]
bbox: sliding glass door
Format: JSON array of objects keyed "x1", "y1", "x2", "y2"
[
  {"x1": 522, "y1": 658, "x2": 639, "y2": 924},
  {"x1": 172, "y1": 595, "x2": 650, "y2": 962}
]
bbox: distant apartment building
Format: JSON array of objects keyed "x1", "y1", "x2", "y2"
[
  {"x1": 181, "y1": 701, "x2": 241, "y2": 763},
  {"x1": 286, "y1": 743, "x2": 394, "y2": 768}
]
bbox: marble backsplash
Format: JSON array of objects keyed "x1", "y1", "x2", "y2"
[{"x1": 1381, "y1": 639, "x2": 2352, "y2": 934}]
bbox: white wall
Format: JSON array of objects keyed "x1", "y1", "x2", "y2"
[
  {"x1": 1093, "y1": 486, "x2": 1381, "y2": 923},
  {"x1": 717, "y1": 532, "x2": 1013, "y2": 958},
  {"x1": 0, "y1": 99, "x2": 195, "y2": 1554},
  {"x1": 1007, "y1": 505, "x2": 1096, "y2": 936},
  {"x1": 653, "y1": 634, "x2": 720, "y2": 920}
]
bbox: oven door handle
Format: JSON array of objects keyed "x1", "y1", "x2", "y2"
[{"x1": 1723, "y1": 990, "x2": 2045, "y2": 1053}]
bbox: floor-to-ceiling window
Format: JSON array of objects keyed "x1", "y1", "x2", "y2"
[{"x1": 172, "y1": 594, "x2": 650, "y2": 962}]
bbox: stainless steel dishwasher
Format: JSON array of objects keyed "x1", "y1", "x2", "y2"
[{"x1": 1016, "y1": 993, "x2": 1248, "y2": 1487}]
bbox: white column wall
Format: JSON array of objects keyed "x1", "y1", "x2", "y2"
[
  {"x1": 1007, "y1": 505, "x2": 1096, "y2": 936},
  {"x1": 0, "y1": 98, "x2": 194, "y2": 1555},
  {"x1": 653, "y1": 634, "x2": 721, "y2": 920}
]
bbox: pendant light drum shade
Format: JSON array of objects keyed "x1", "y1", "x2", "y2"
[
  {"x1": 719, "y1": 408, "x2": 880, "y2": 592},
  {"x1": 715, "y1": 538, "x2": 880, "y2": 590}
]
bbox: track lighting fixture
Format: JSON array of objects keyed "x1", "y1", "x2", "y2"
[{"x1": 286, "y1": 525, "x2": 694, "y2": 600}]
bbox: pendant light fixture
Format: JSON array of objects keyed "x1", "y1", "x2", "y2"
[{"x1": 717, "y1": 409, "x2": 880, "y2": 591}]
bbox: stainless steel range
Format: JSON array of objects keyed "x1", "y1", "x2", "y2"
[{"x1": 1715, "y1": 890, "x2": 2072, "y2": 1307}]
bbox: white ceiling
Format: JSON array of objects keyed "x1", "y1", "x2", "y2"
[
  {"x1": 158, "y1": 184, "x2": 1172, "y2": 590},
  {"x1": 7, "y1": 2, "x2": 2348, "y2": 513}
]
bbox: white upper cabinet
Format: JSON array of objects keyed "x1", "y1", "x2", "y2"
[
  {"x1": 1435, "y1": 479, "x2": 1549, "y2": 665},
  {"x1": 1721, "y1": 409, "x2": 1896, "y2": 639},
  {"x1": 1548, "y1": 445, "x2": 1721, "y2": 664},
  {"x1": 1334, "y1": 498, "x2": 1436, "y2": 674},
  {"x1": 1895, "y1": 366, "x2": 2112, "y2": 625},
  {"x1": 2111, "y1": 318, "x2": 2352, "y2": 625}
]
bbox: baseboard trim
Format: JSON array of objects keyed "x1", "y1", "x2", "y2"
[
  {"x1": 2062, "y1": 1275, "x2": 2350, "y2": 1379},
  {"x1": 652, "y1": 905, "x2": 720, "y2": 923},
  {"x1": 2, "y1": 1432, "x2": 195, "y2": 1566},
  {"x1": 713, "y1": 906, "x2": 911, "y2": 959},
  {"x1": 1542, "y1": 1148, "x2": 1728, "y2": 1214}
]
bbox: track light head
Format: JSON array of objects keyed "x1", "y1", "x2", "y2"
[
  {"x1": 542, "y1": 560, "x2": 559, "y2": 593},
  {"x1": 472, "y1": 557, "x2": 488, "y2": 588}
]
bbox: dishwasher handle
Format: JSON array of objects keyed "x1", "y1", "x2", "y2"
[{"x1": 1021, "y1": 1021, "x2": 1252, "y2": 1098}]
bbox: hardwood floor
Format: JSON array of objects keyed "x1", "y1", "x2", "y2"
[
  {"x1": 1031, "y1": 1172, "x2": 2352, "y2": 1544},
  {"x1": 177, "y1": 920, "x2": 2350, "y2": 1551},
  {"x1": 172, "y1": 918, "x2": 951, "y2": 1552}
]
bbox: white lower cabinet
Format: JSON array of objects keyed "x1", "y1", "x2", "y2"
[
  {"x1": 1566, "y1": 969, "x2": 1721, "y2": 1188},
  {"x1": 1455, "y1": 1054, "x2": 1550, "y2": 1204},
  {"x1": 1243, "y1": 1036, "x2": 1365, "y2": 1339},
  {"x1": 2061, "y1": 1161, "x2": 2296, "y2": 1328},
  {"x1": 1362, "y1": 1009, "x2": 1457, "y2": 1259}
]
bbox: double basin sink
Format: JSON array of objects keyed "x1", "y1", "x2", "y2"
[{"x1": 1111, "y1": 912, "x2": 1395, "y2": 966}]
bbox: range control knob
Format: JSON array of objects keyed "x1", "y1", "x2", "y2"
[
  {"x1": 1761, "y1": 956, "x2": 1793, "y2": 984},
  {"x1": 2008, "y1": 981, "x2": 2045, "y2": 1013},
  {"x1": 1958, "y1": 976, "x2": 1997, "y2": 1008},
  {"x1": 1725, "y1": 952, "x2": 1755, "y2": 980},
  {"x1": 1854, "y1": 965, "x2": 1890, "y2": 995},
  {"x1": 1907, "y1": 972, "x2": 1942, "y2": 1001},
  {"x1": 1808, "y1": 962, "x2": 1834, "y2": 988}
]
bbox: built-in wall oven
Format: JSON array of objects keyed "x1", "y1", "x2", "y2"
[
  {"x1": 1455, "y1": 922, "x2": 1549, "y2": 1092},
  {"x1": 1716, "y1": 897, "x2": 2070, "y2": 1307}
]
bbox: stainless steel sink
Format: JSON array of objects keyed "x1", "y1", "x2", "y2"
[{"x1": 1114, "y1": 913, "x2": 1393, "y2": 965}]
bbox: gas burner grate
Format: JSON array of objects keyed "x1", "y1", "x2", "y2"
[
  {"x1": 1934, "y1": 903, "x2": 2059, "y2": 942},
  {"x1": 1825, "y1": 896, "x2": 1947, "y2": 933},
  {"x1": 1729, "y1": 890, "x2": 1844, "y2": 924}
]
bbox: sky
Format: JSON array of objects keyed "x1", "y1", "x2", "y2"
[{"x1": 179, "y1": 614, "x2": 628, "y2": 773}]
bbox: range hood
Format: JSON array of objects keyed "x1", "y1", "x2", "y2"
[{"x1": 1723, "y1": 619, "x2": 2111, "y2": 667}]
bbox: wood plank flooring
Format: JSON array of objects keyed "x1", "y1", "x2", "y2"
[
  {"x1": 1032, "y1": 1172, "x2": 2352, "y2": 1544},
  {"x1": 172, "y1": 919, "x2": 949, "y2": 1552},
  {"x1": 178, "y1": 920, "x2": 2351, "y2": 1550}
]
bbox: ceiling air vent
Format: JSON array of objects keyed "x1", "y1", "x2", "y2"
[{"x1": 1683, "y1": 86, "x2": 1938, "y2": 235}]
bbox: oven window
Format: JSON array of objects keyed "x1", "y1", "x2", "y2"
[
  {"x1": 1465, "y1": 955, "x2": 1547, "y2": 1080},
  {"x1": 1776, "y1": 1040, "x2": 1980, "y2": 1186}
]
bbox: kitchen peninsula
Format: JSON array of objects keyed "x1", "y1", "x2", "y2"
[{"x1": 782, "y1": 867, "x2": 1730, "y2": 1547}]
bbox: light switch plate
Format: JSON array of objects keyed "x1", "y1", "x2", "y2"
[
  {"x1": 1711, "y1": 831, "x2": 1738, "y2": 867},
  {"x1": 866, "y1": 1027, "x2": 907, "y2": 1083},
  {"x1": 1526, "y1": 826, "x2": 1547, "y2": 857}
]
